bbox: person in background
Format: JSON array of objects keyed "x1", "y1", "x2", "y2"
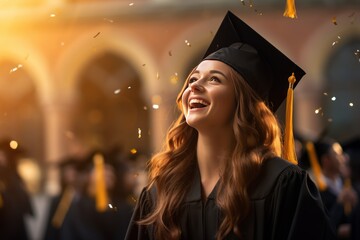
[
  {"x1": 125, "y1": 11, "x2": 335, "y2": 240},
  {"x1": 0, "y1": 138, "x2": 33, "y2": 240},
  {"x1": 342, "y1": 137, "x2": 360, "y2": 240},
  {"x1": 43, "y1": 156, "x2": 80, "y2": 240},
  {"x1": 59, "y1": 148, "x2": 134, "y2": 240},
  {"x1": 313, "y1": 138, "x2": 358, "y2": 240}
]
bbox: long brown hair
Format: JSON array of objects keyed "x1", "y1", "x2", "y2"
[{"x1": 140, "y1": 65, "x2": 282, "y2": 239}]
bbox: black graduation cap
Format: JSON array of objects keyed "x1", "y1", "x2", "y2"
[{"x1": 203, "y1": 11, "x2": 306, "y2": 112}]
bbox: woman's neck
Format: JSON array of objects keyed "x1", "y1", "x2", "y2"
[{"x1": 196, "y1": 129, "x2": 235, "y2": 198}]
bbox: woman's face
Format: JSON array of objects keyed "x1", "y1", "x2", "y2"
[{"x1": 181, "y1": 60, "x2": 237, "y2": 131}]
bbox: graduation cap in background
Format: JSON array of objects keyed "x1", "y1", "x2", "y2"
[{"x1": 203, "y1": 11, "x2": 306, "y2": 164}]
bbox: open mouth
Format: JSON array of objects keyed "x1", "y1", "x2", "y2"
[{"x1": 189, "y1": 99, "x2": 209, "y2": 109}]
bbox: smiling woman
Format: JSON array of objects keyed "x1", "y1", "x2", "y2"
[{"x1": 125, "y1": 11, "x2": 336, "y2": 240}]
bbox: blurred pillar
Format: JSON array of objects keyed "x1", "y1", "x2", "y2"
[{"x1": 43, "y1": 102, "x2": 73, "y2": 195}]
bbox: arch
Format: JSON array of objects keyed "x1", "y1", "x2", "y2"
[
  {"x1": 55, "y1": 28, "x2": 158, "y2": 104},
  {"x1": 0, "y1": 36, "x2": 52, "y2": 104},
  {"x1": 299, "y1": 10, "x2": 360, "y2": 139}
]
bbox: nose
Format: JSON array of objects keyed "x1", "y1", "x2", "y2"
[{"x1": 189, "y1": 81, "x2": 204, "y2": 92}]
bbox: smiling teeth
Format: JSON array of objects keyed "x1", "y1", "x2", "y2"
[{"x1": 189, "y1": 99, "x2": 209, "y2": 106}]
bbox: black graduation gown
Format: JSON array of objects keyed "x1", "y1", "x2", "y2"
[
  {"x1": 125, "y1": 157, "x2": 336, "y2": 240},
  {"x1": 60, "y1": 195, "x2": 133, "y2": 240}
]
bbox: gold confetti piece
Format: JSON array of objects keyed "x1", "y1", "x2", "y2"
[
  {"x1": 355, "y1": 50, "x2": 360, "y2": 62},
  {"x1": 331, "y1": 96, "x2": 336, "y2": 101},
  {"x1": 170, "y1": 73, "x2": 179, "y2": 85},
  {"x1": 114, "y1": 89, "x2": 121, "y2": 94},
  {"x1": 315, "y1": 107, "x2": 322, "y2": 115},
  {"x1": 185, "y1": 40, "x2": 191, "y2": 47},
  {"x1": 152, "y1": 104, "x2": 159, "y2": 109},
  {"x1": 103, "y1": 18, "x2": 114, "y2": 23},
  {"x1": 349, "y1": 102, "x2": 354, "y2": 107},
  {"x1": 128, "y1": 86, "x2": 132, "y2": 89},
  {"x1": 9, "y1": 64, "x2": 23, "y2": 73},
  {"x1": 130, "y1": 148, "x2": 137, "y2": 154},
  {"x1": 138, "y1": 128, "x2": 142, "y2": 139},
  {"x1": 93, "y1": 32, "x2": 100, "y2": 38},
  {"x1": 323, "y1": 92, "x2": 328, "y2": 96},
  {"x1": 332, "y1": 16, "x2": 337, "y2": 25},
  {"x1": 50, "y1": 13, "x2": 56, "y2": 18},
  {"x1": 129, "y1": 3, "x2": 134, "y2": 6}
]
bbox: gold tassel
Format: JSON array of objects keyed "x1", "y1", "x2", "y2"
[
  {"x1": 51, "y1": 186, "x2": 75, "y2": 228},
  {"x1": 283, "y1": 0, "x2": 297, "y2": 19},
  {"x1": 305, "y1": 142, "x2": 327, "y2": 191},
  {"x1": 283, "y1": 73, "x2": 298, "y2": 165},
  {"x1": 344, "y1": 178, "x2": 352, "y2": 216},
  {"x1": 93, "y1": 153, "x2": 108, "y2": 212}
]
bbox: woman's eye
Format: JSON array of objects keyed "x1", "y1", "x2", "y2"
[
  {"x1": 188, "y1": 77, "x2": 197, "y2": 84},
  {"x1": 209, "y1": 76, "x2": 220, "y2": 82}
]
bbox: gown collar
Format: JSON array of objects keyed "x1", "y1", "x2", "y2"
[{"x1": 185, "y1": 165, "x2": 219, "y2": 202}]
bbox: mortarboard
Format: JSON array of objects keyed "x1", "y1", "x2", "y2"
[{"x1": 203, "y1": 11, "x2": 305, "y2": 112}]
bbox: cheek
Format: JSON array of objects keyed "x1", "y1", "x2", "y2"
[{"x1": 181, "y1": 89, "x2": 190, "y2": 111}]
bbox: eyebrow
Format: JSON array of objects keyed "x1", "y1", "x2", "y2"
[{"x1": 192, "y1": 69, "x2": 227, "y2": 78}]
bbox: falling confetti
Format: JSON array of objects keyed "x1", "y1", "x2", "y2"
[
  {"x1": 332, "y1": 16, "x2": 337, "y2": 25},
  {"x1": 170, "y1": 73, "x2": 179, "y2": 85},
  {"x1": 93, "y1": 32, "x2": 101, "y2": 38},
  {"x1": 130, "y1": 148, "x2": 137, "y2": 154},
  {"x1": 349, "y1": 102, "x2": 354, "y2": 107},
  {"x1": 315, "y1": 107, "x2": 322, "y2": 115},
  {"x1": 129, "y1": 3, "x2": 134, "y2": 6},
  {"x1": 152, "y1": 104, "x2": 159, "y2": 109},
  {"x1": 185, "y1": 40, "x2": 191, "y2": 47},
  {"x1": 114, "y1": 89, "x2": 121, "y2": 94},
  {"x1": 355, "y1": 49, "x2": 360, "y2": 62},
  {"x1": 323, "y1": 92, "x2": 328, "y2": 96},
  {"x1": 331, "y1": 96, "x2": 336, "y2": 101},
  {"x1": 127, "y1": 86, "x2": 131, "y2": 90},
  {"x1": 9, "y1": 64, "x2": 23, "y2": 73},
  {"x1": 103, "y1": 18, "x2": 114, "y2": 23},
  {"x1": 138, "y1": 128, "x2": 142, "y2": 139},
  {"x1": 332, "y1": 36, "x2": 341, "y2": 46},
  {"x1": 50, "y1": 13, "x2": 56, "y2": 18}
]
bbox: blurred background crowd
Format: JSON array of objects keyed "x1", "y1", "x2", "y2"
[{"x1": 0, "y1": 0, "x2": 359, "y2": 239}]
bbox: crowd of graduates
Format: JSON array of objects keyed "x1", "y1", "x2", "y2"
[
  {"x1": 0, "y1": 134, "x2": 359, "y2": 240},
  {"x1": 296, "y1": 135, "x2": 360, "y2": 240},
  {"x1": 0, "y1": 141, "x2": 143, "y2": 240}
]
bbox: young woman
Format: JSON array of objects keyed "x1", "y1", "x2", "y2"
[{"x1": 125, "y1": 11, "x2": 335, "y2": 240}]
